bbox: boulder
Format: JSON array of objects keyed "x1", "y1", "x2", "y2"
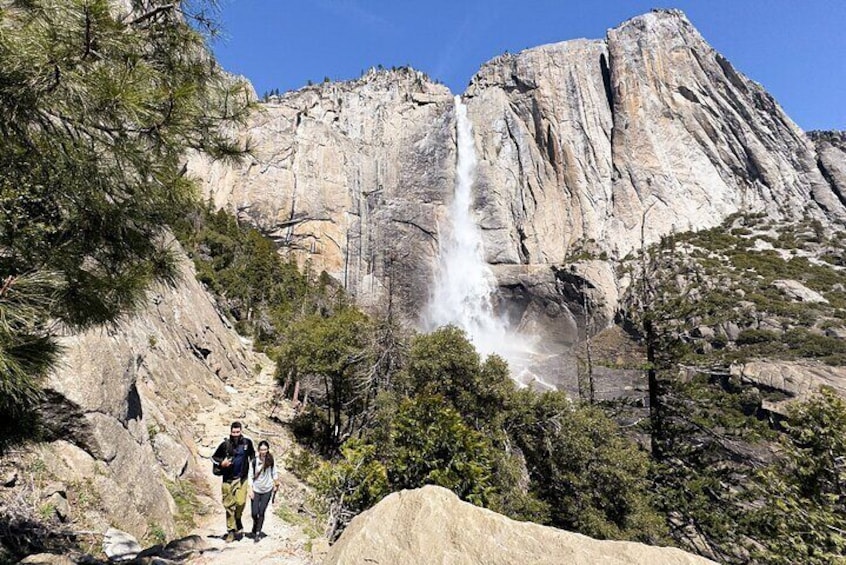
[
  {"x1": 152, "y1": 433, "x2": 190, "y2": 480},
  {"x1": 324, "y1": 485, "x2": 717, "y2": 565},
  {"x1": 734, "y1": 361, "x2": 846, "y2": 414},
  {"x1": 825, "y1": 326, "x2": 846, "y2": 339},
  {"x1": 44, "y1": 492, "x2": 70, "y2": 523},
  {"x1": 2, "y1": 470, "x2": 17, "y2": 488},
  {"x1": 18, "y1": 554, "x2": 76, "y2": 565},
  {"x1": 135, "y1": 534, "x2": 226, "y2": 560},
  {"x1": 39, "y1": 441, "x2": 98, "y2": 482},
  {"x1": 103, "y1": 527, "x2": 142, "y2": 562},
  {"x1": 772, "y1": 279, "x2": 828, "y2": 303}
]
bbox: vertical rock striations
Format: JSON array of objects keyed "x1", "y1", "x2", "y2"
[
  {"x1": 190, "y1": 68, "x2": 456, "y2": 324},
  {"x1": 467, "y1": 9, "x2": 844, "y2": 265},
  {"x1": 810, "y1": 130, "x2": 846, "y2": 208},
  {"x1": 190, "y1": 10, "x2": 846, "y2": 335},
  {"x1": 603, "y1": 10, "x2": 842, "y2": 249}
]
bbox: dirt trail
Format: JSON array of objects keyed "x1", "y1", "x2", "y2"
[{"x1": 184, "y1": 355, "x2": 326, "y2": 564}]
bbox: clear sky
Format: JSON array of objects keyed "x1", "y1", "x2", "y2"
[{"x1": 211, "y1": 1, "x2": 845, "y2": 132}]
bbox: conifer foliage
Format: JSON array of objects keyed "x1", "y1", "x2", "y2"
[{"x1": 0, "y1": 0, "x2": 251, "y2": 449}]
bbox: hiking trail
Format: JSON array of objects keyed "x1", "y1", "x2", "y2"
[{"x1": 184, "y1": 352, "x2": 327, "y2": 564}]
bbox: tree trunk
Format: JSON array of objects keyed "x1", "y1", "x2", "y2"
[{"x1": 645, "y1": 317, "x2": 663, "y2": 459}]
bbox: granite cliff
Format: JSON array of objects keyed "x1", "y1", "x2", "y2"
[{"x1": 190, "y1": 9, "x2": 846, "y2": 347}]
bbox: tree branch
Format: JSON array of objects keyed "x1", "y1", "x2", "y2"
[{"x1": 129, "y1": 4, "x2": 175, "y2": 26}]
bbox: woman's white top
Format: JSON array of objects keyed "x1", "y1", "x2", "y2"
[{"x1": 248, "y1": 458, "x2": 279, "y2": 494}]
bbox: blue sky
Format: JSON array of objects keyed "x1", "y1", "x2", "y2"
[{"x1": 212, "y1": 1, "x2": 845, "y2": 131}]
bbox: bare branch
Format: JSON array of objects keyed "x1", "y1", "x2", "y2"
[{"x1": 128, "y1": 4, "x2": 175, "y2": 26}]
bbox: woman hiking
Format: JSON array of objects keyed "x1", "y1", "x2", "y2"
[{"x1": 248, "y1": 440, "x2": 280, "y2": 541}]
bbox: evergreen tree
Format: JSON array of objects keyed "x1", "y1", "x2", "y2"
[
  {"x1": 277, "y1": 307, "x2": 373, "y2": 450},
  {"x1": 0, "y1": 0, "x2": 252, "y2": 449},
  {"x1": 507, "y1": 391, "x2": 667, "y2": 543},
  {"x1": 746, "y1": 388, "x2": 846, "y2": 564}
]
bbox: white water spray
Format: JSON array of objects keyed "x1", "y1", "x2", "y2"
[{"x1": 424, "y1": 97, "x2": 540, "y2": 380}]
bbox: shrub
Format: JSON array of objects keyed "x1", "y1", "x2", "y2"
[
  {"x1": 508, "y1": 392, "x2": 666, "y2": 543},
  {"x1": 746, "y1": 388, "x2": 846, "y2": 564},
  {"x1": 736, "y1": 329, "x2": 781, "y2": 345},
  {"x1": 384, "y1": 396, "x2": 497, "y2": 506},
  {"x1": 309, "y1": 440, "x2": 390, "y2": 538}
]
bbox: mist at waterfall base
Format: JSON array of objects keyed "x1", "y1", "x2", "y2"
[{"x1": 422, "y1": 97, "x2": 552, "y2": 390}]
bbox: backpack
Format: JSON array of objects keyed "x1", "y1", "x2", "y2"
[{"x1": 212, "y1": 437, "x2": 232, "y2": 476}]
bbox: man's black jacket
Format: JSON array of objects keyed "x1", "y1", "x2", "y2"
[{"x1": 212, "y1": 435, "x2": 256, "y2": 482}]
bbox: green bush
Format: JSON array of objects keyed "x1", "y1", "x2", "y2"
[
  {"x1": 309, "y1": 440, "x2": 390, "y2": 537},
  {"x1": 508, "y1": 392, "x2": 667, "y2": 543},
  {"x1": 782, "y1": 329, "x2": 846, "y2": 363},
  {"x1": 736, "y1": 329, "x2": 781, "y2": 345},
  {"x1": 400, "y1": 326, "x2": 515, "y2": 430},
  {"x1": 745, "y1": 388, "x2": 846, "y2": 564},
  {"x1": 382, "y1": 396, "x2": 497, "y2": 506}
]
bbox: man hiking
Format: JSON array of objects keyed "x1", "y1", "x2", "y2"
[{"x1": 212, "y1": 421, "x2": 256, "y2": 541}]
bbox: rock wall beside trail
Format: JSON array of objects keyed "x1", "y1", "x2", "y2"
[
  {"x1": 29, "y1": 247, "x2": 259, "y2": 542},
  {"x1": 324, "y1": 485, "x2": 716, "y2": 565},
  {"x1": 189, "y1": 10, "x2": 846, "y2": 344}
]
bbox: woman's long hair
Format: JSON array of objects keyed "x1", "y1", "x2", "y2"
[{"x1": 258, "y1": 440, "x2": 274, "y2": 472}]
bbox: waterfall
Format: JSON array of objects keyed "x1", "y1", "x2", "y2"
[{"x1": 424, "y1": 96, "x2": 539, "y2": 378}]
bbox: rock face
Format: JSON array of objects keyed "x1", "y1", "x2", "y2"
[
  {"x1": 811, "y1": 130, "x2": 846, "y2": 206},
  {"x1": 324, "y1": 485, "x2": 716, "y2": 565},
  {"x1": 189, "y1": 10, "x2": 845, "y2": 343},
  {"x1": 30, "y1": 248, "x2": 259, "y2": 541},
  {"x1": 191, "y1": 67, "x2": 456, "y2": 326},
  {"x1": 467, "y1": 10, "x2": 843, "y2": 262},
  {"x1": 734, "y1": 361, "x2": 846, "y2": 415}
]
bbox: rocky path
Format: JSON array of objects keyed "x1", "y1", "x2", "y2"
[
  {"x1": 187, "y1": 514, "x2": 313, "y2": 565},
  {"x1": 183, "y1": 352, "x2": 327, "y2": 564}
]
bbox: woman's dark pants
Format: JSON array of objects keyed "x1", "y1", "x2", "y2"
[{"x1": 251, "y1": 491, "x2": 272, "y2": 534}]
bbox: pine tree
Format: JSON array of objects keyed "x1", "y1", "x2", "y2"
[{"x1": 0, "y1": 0, "x2": 252, "y2": 449}]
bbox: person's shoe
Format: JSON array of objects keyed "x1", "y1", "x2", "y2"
[{"x1": 224, "y1": 530, "x2": 235, "y2": 542}]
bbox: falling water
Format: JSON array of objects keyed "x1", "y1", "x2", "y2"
[{"x1": 424, "y1": 97, "x2": 542, "y2": 382}]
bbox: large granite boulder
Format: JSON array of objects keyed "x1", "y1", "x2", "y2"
[{"x1": 324, "y1": 485, "x2": 716, "y2": 565}]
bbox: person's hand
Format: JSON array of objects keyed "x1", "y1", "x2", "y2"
[
  {"x1": 221, "y1": 457, "x2": 232, "y2": 468},
  {"x1": 249, "y1": 488, "x2": 254, "y2": 500}
]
